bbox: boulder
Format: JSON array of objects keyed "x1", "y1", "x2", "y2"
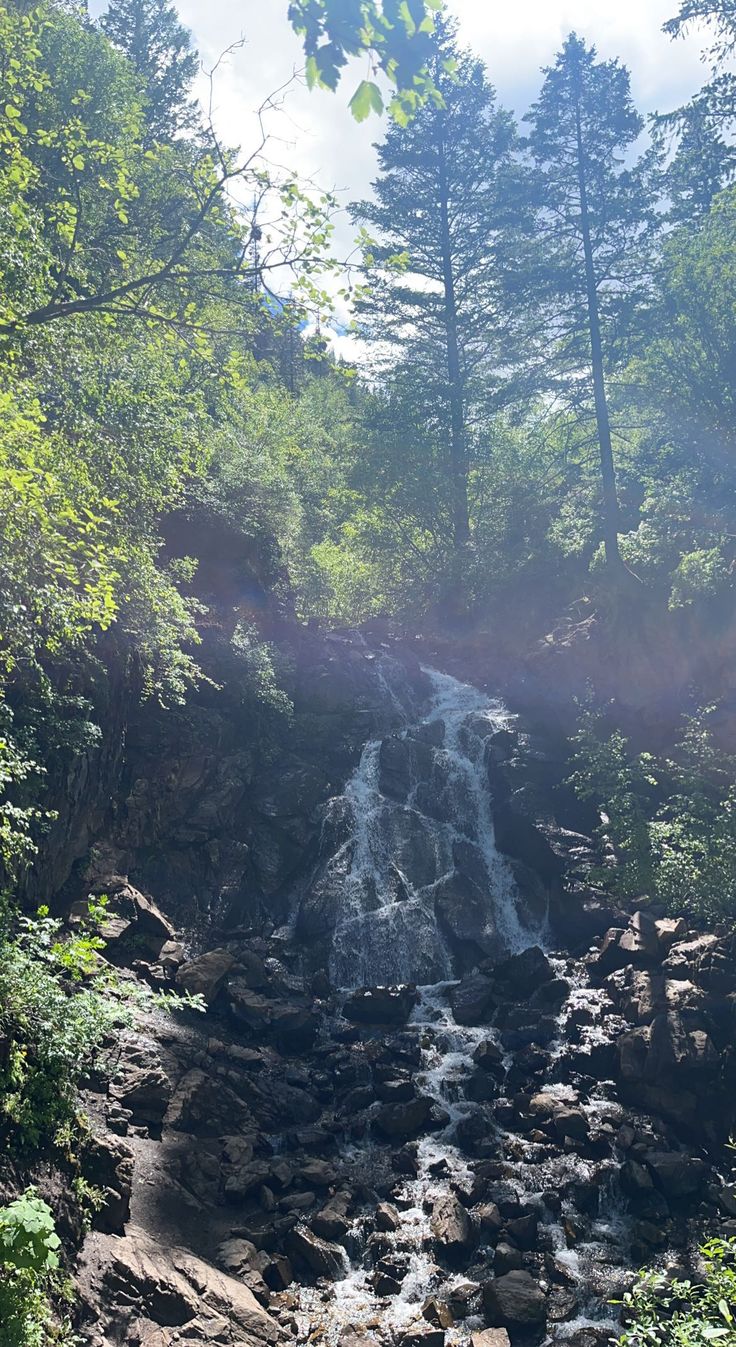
[
  {"x1": 176, "y1": 948, "x2": 236, "y2": 1003},
  {"x1": 430, "y1": 1194, "x2": 475, "y2": 1257},
  {"x1": 483, "y1": 1270, "x2": 547, "y2": 1329},
  {"x1": 79, "y1": 1226, "x2": 281, "y2": 1344},
  {"x1": 375, "y1": 1096, "x2": 433, "y2": 1139},
  {"x1": 110, "y1": 1044, "x2": 171, "y2": 1125},
  {"x1": 492, "y1": 946, "x2": 554, "y2": 999},
  {"x1": 83, "y1": 1132, "x2": 134, "y2": 1233},
  {"x1": 285, "y1": 1225, "x2": 346, "y2": 1280},
  {"x1": 471, "y1": 1332, "x2": 511, "y2": 1347},
  {"x1": 376, "y1": 1202, "x2": 400, "y2": 1233},
  {"x1": 451, "y1": 973, "x2": 495, "y2": 1025},
  {"x1": 644, "y1": 1151, "x2": 707, "y2": 1198},
  {"x1": 434, "y1": 872, "x2": 498, "y2": 967},
  {"x1": 343, "y1": 985, "x2": 418, "y2": 1025}
]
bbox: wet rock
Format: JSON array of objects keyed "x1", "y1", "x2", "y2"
[
  {"x1": 285, "y1": 1224, "x2": 346, "y2": 1280},
  {"x1": 451, "y1": 974, "x2": 495, "y2": 1025},
  {"x1": 477, "y1": 1203, "x2": 504, "y2": 1237},
  {"x1": 491, "y1": 946, "x2": 554, "y2": 999},
  {"x1": 343, "y1": 985, "x2": 419, "y2": 1025},
  {"x1": 483, "y1": 1270, "x2": 547, "y2": 1329},
  {"x1": 423, "y1": 1298, "x2": 454, "y2": 1329},
  {"x1": 434, "y1": 872, "x2": 499, "y2": 968},
  {"x1": 310, "y1": 1207, "x2": 350, "y2": 1241},
  {"x1": 176, "y1": 947, "x2": 236, "y2": 1003},
  {"x1": 376, "y1": 1202, "x2": 400, "y2": 1232},
  {"x1": 430, "y1": 1194, "x2": 475, "y2": 1258},
  {"x1": 375, "y1": 1096, "x2": 433, "y2": 1139},
  {"x1": 644, "y1": 1151, "x2": 706, "y2": 1198},
  {"x1": 553, "y1": 1108, "x2": 590, "y2": 1141},
  {"x1": 379, "y1": 734, "x2": 434, "y2": 801},
  {"x1": 473, "y1": 1040, "x2": 504, "y2": 1073},
  {"x1": 399, "y1": 1326, "x2": 445, "y2": 1347},
  {"x1": 471, "y1": 1331, "x2": 511, "y2": 1347},
  {"x1": 505, "y1": 1214, "x2": 538, "y2": 1250},
  {"x1": 493, "y1": 1243, "x2": 524, "y2": 1275}
]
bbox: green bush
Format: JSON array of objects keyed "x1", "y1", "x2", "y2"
[
  {"x1": 570, "y1": 707, "x2": 736, "y2": 920},
  {"x1": 0, "y1": 1190, "x2": 74, "y2": 1347},
  {"x1": 619, "y1": 1238, "x2": 736, "y2": 1347}
]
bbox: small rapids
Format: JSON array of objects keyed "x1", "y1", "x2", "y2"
[{"x1": 293, "y1": 668, "x2": 634, "y2": 1346}]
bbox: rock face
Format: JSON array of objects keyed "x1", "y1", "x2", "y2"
[
  {"x1": 78, "y1": 1226, "x2": 282, "y2": 1345},
  {"x1": 22, "y1": 643, "x2": 736, "y2": 1347}
]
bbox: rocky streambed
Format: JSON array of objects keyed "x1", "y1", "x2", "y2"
[{"x1": 65, "y1": 664, "x2": 736, "y2": 1347}]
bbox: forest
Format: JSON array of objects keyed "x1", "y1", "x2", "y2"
[{"x1": 2, "y1": 0, "x2": 736, "y2": 1344}]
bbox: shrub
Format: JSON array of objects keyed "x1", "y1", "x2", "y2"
[{"x1": 619, "y1": 1237, "x2": 736, "y2": 1347}]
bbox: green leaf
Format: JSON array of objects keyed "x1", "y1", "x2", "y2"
[{"x1": 349, "y1": 79, "x2": 384, "y2": 122}]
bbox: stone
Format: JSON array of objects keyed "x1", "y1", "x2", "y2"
[
  {"x1": 471, "y1": 1332, "x2": 511, "y2": 1347},
  {"x1": 79, "y1": 1225, "x2": 281, "y2": 1345},
  {"x1": 422, "y1": 1298, "x2": 454, "y2": 1329},
  {"x1": 434, "y1": 872, "x2": 499, "y2": 967},
  {"x1": 399, "y1": 1327, "x2": 445, "y2": 1347},
  {"x1": 506, "y1": 1214, "x2": 538, "y2": 1250},
  {"x1": 494, "y1": 1243, "x2": 524, "y2": 1275},
  {"x1": 83, "y1": 1132, "x2": 134, "y2": 1234},
  {"x1": 430, "y1": 1194, "x2": 474, "y2": 1257},
  {"x1": 473, "y1": 1040, "x2": 504, "y2": 1073},
  {"x1": 644, "y1": 1151, "x2": 707, "y2": 1198},
  {"x1": 655, "y1": 917, "x2": 688, "y2": 952},
  {"x1": 285, "y1": 1225, "x2": 346, "y2": 1280},
  {"x1": 343, "y1": 985, "x2": 419, "y2": 1025},
  {"x1": 310, "y1": 1207, "x2": 350, "y2": 1241},
  {"x1": 451, "y1": 974, "x2": 495, "y2": 1025},
  {"x1": 376, "y1": 1202, "x2": 400, "y2": 1232},
  {"x1": 492, "y1": 945, "x2": 554, "y2": 998},
  {"x1": 618, "y1": 911, "x2": 661, "y2": 963},
  {"x1": 483, "y1": 1270, "x2": 547, "y2": 1328},
  {"x1": 553, "y1": 1108, "x2": 590, "y2": 1141},
  {"x1": 375, "y1": 1096, "x2": 433, "y2": 1139},
  {"x1": 176, "y1": 948, "x2": 236, "y2": 1003},
  {"x1": 110, "y1": 1044, "x2": 171, "y2": 1125}
]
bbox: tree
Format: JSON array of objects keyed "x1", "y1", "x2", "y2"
[
  {"x1": 658, "y1": 0, "x2": 736, "y2": 219},
  {"x1": 288, "y1": 0, "x2": 444, "y2": 124},
  {"x1": 100, "y1": 0, "x2": 199, "y2": 143},
  {"x1": 351, "y1": 22, "x2": 521, "y2": 554},
  {"x1": 524, "y1": 34, "x2": 658, "y2": 572}
]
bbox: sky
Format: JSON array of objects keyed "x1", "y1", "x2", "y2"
[
  {"x1": 157, "y1": 0, "x2": 709, "y2": 208},
  {"x1": 91, "y1": 0, "x2": 712, "y2": 336}
]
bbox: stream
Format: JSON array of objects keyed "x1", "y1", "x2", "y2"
[{"x1": 293, "y1": 667, "x2": 637, "y2": 1346}]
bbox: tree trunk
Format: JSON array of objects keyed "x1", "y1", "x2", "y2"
[
  {"x1": 437, "y1": 130, "x2": 471, "y2": 550},
  {"x1": 574, "y1": 100, "x2": 622, "y2": 570}
]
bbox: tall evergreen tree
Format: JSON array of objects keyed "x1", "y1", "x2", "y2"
[
  {"x1": 351, "y1": 22, "x2": 521, "y2": 554},
  {"x1": 101, "y1": 0, "x2": 198, "y2": 143},
  {"x1": 525, "y1": 34, "x2": 657, "y2": 571}
]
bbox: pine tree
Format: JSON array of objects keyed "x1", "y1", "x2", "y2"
[
  {"x1": 101, "y1": 0, "x2": 198, "y2": 143},
  {"x1": 525, "y1": 33, "x2": 658, "y2": 571},
  {"x1": 351, "y1": 21, "x2": 522, "y2": 554}
]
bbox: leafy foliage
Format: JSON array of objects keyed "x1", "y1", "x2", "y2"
[
  {"x1": 570, "y1": 707, "x2": 736, "y2": 919},
  {"x1": 619, "y1": 1238, "x2": 736, "y2": 1347}
]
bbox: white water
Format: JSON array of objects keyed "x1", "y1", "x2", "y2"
[
  {"x1": 329, "y1": 668, "x2": 532, "y2": 988},
  {"x1": 296, "y1": 667, "x2": 632, "y2": 1345}
]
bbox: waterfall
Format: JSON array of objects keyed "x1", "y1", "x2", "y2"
[{"x1": 328, "y1": 667, "x2": 536, "y2": 989}]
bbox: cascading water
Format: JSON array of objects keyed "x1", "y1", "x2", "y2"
[
  {"x1": 295, "y1": 666, "x2": 634, "y2": 1345},
  {"x1": 328, "y1": 668, "x2": 534, "y2": 989}
]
